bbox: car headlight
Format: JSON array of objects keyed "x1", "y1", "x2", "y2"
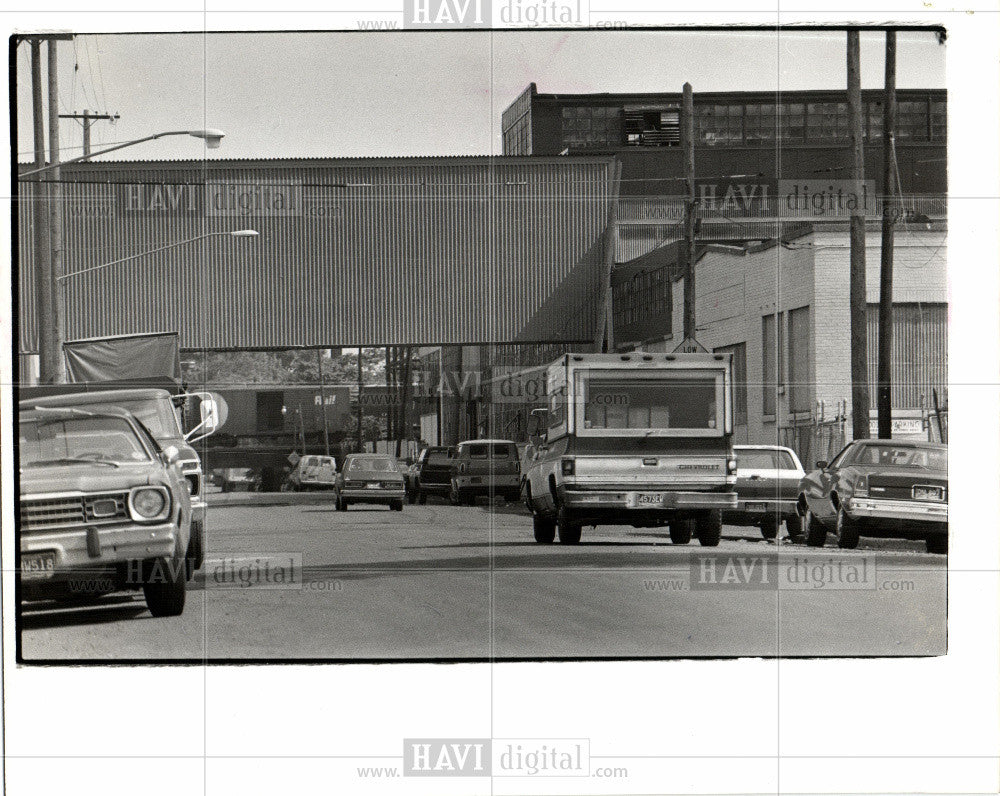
[{"x1": 130, "y1": 486, "x2": 170, "y2": 520}]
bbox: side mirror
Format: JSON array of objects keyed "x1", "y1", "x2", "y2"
[
  {"x1": 527, "y1": 407, "x2": 549, "y2": 445},
  {"x1": 162, "y1": 445, "x2": 181, "y2": 467},
  {"x1": 184, "y1": 392, "x2": 228, "y2": 442},
  {"x1": 815, "y1": 460, "x2": 829, "y2": 470}
]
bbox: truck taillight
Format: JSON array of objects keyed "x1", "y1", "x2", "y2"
[
  {"x1": 727, "y1": 457, "x2": 738, "y2": 474},
  {"x1": 561, "y1": 458, "x2": 575, "y2": 476}
]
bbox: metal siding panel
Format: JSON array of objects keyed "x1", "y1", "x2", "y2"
[{"x1": 19, "y1": 158, "x2": 613, "y2": 350}]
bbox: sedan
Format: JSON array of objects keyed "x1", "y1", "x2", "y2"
[
  {"x1": 335, "y1": 454, "x2": 406, "y2": 511},
  {"x1": 796, "y1": 440, "x2": 948, "y2": 553},
  {"x1": 725, "y1": 445, "x2": 805, "y2": 540}
]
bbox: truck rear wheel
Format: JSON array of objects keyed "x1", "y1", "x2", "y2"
[
  {"x1": 696, "y1": 510, "x2": 722, "y2": 547},
  {"x1": 533, "y1": 514, "x2": 556, "y2": 544},
  {"x1": 669, "y1": 519, "x2": 693, "y2": 545},
  {"x1": 760, "y1": 514, "x2": 781, "y2": 541},
  {"x1": 557, "y1": 506, "x2": 582, "y2": 544}
]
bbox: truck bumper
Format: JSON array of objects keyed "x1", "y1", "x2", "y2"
[
  {"x1": 20, "y1": 522, "x2": 180, "y2": 583},
  {"x1": 558, "y1": 487, "x2": 736, "y2": 511},
  {"x1": 453, "y1": 474, "x2": 520, "y2": 494}
]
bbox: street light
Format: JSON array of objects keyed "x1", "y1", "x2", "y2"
[
  {"x1": 18, "y1": 128, "x2": 226, "y2": 178},
  {"x1": 57, "y1": 229, "x2": 258, "y2": 283}
]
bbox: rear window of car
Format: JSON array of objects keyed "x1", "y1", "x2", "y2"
[
  {"x1": 737, "y1": 450, "x2": 797, "y2": 470},
  {"x1": 426, "y1": 450, "x2": 452, "y2": 466},
  {"x1": 464, "y1": 443, "x2": 513, "y2": 459},
  {"x1": 851, "y1": 444, "x2": 947, "y2": 470},
  {"x1": 347, "y1": 457, "x2": 398, "y2": 473}
]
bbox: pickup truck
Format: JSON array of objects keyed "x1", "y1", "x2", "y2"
[
  {"x1": 520, "y1": 352, "x2": 737, "y2": 545},
  {"x1": 19, "y1": 406, "x2": 192, "y2": 616},
  {"x1": 21, "y1": 387, "x2": 221, "y2": 578}
]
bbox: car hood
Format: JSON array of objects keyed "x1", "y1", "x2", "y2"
[{"x1": 20, "y1": 463, "x2": 164, "y2": 495}]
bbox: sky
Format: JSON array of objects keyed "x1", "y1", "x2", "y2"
[{"x1": 14, "y1": 29, "x2": 946, "y2": 162}]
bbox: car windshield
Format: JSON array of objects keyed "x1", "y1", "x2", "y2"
[
  {"x1": 737, "y1": 450, "x2": 797, "y2": 470},
  {"x1": 850, "y1": 444, "x2": 947, "y2": 470},
  {"x1": 88, "y1": 399, "x2": 181, "y2": 439},
  {"x1": 348, "y1": 457, "x2": 398, "y2": 473},
  {"x1": 581, "y1": 375, "x2": 719, "y2": 431},
  {"x1": 20, "y1": 416, "x2": 151, "y2": 467}
]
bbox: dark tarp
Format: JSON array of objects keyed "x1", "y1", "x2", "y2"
[{"x1": 64, "y1": 332, "x2": 181, "y2": 384}]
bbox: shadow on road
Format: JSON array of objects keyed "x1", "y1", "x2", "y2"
[{"x1": 20, "y1": 599, "x2": 148, "y2": 629}]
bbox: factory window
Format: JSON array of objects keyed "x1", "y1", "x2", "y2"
[
  {"x1": 624, "y1": 105, "x2": 680, "y2": 147},
  {"x1": 762, "y1": 312, "x2": 785, "y2": 417},
  {"x1": 695, "y1": 104, "x2": 744, "y2": 145},
  {"x1": 561, "y1": 106, "x2": 623, "y2": 150},
  {"x1": 612, "y1": 266, "x2": 671, "y2": 329},
  {"x1": 787, "y1": 306, "x2": 811, "y2": 413},
  {"x1": 714, "y1": 342, "x2": 747, "y2": 426},
  {"x1": 806, "y1": 102, "x2": 850, "y2": 142},
  {"x1": 779, "y1": 103, "x2": 806, "y2": 142},
  {"x1": 896, "y1": 100, "x2": 929, "y2": 141},
  {"x1": 744, "y1": 103, "x2": 777, "y2": 142},
  {"x1": 929, "y1": 100, "x2": 947, "y2": 141}
]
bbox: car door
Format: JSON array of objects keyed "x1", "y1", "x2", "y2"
[{"x1": 808, "y1": 443, "x2": 854, "y2": 522}]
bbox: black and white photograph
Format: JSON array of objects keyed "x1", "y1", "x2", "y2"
[{"x1": 3, "y1": 4, "x2": 998, "y2": 795}]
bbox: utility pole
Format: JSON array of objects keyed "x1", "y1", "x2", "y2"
[
  {"x1": 59, "y1": 109, "x2": 120, "y2": 157},
  {"x1": 682, "y1": 82, "x2": 697, "y2": 343},
  {"x1": 356, "y1": 347, "x2": 364, "y2": 453},
  {"x1": 847, "y1": 31, "x2": 870, "y2": 440},
  {"x1": 29, "y1": 39, "x2": 53, "y2": 384},
  {"x1": 877, "y1": 31, "x2": 898, "y2": 439},
  {"x1": 317, "y1": 349, "x2": 330, "y2": 456},
  {"x1": 47, "y1": 39, "x2": 66, "y2": 383}
]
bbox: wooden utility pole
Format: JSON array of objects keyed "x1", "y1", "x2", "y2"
[
  {"x1": 29, "y1": 40, "x2": 53, "y2": 384},
  {"x1": 877, "y1": 31, "x2": 898, "y2": 439},
  {"x1": 317, "y1": 349, "x2": 330, "y2": 456},
  {"x1": 597, "y1": 159, "x2": 622, "y2": 352},
  {"x1": 682, "y1": 82, "x2": 697, "y2": 342},
  {"x1": 59, "y1": 109, "x2": 120, "y2": 157},
  {"x1": 47, "y1": 39, "x2": 66, "y2": 383},
  {"x1": 847, "y1": 31, "x2": 870, "y2": 440},
  {"x1": 356, "y1": 348, "x2": 364, "y2": 452}
]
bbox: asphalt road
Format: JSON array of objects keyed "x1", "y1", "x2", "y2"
[{"x1": 19, "y1": 497, "x2": 947, "y2": 661}]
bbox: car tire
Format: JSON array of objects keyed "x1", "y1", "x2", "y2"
[
  {"x1": 533, "y1": 514, "x2": 556, "y2": 544},
  {"x1": 759, "y1": 514, "x2": 781, "y2": 541},
  {"x1": 418, "y1": 490, "x2": 428, "y2": 505},
  {"x1": 696, "y1": 510, "x2": 722, "y2": 547},
  {"x1": 142, "y1": 540, "x2": 186, "y2": 618},
  {"x1": 803, "y1": 508, "x2": 827, "y2": 547},
  {"x1": 925, "y1": 535, "x2": 948, "y2": 554},
  {"x1": 669, "y1": 519, "x2": 694, "y2": 545},
  {"x1": 336, "y1": 496, "x2": 347, "y2": 511},
  {"x1": 185, "y1": 519, "x2": 204, "y2": 581},
  {"x1": 784, "y1": 516, "x2": 802, "y2": 542},
  {"x1": 391, "y1": 499, "x2": 404, "y2": 512},
  {"x1": 407, "y1": 490, "x2": 417, "y2": 505},
  {"x1": 836, "y1": 506, "x2": 860, "y2": 549}
]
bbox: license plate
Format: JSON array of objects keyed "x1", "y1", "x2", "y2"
[
  {"x1": 913, "y1": 486, "x2": 943, "y2": 501},
  {"x1": 744, "y1": 501, "x2": 768, "y2": 512},
  {"x1": 21, "y1": 552, "x2": 56, "y2": 580},
  {"x1": 366, "y1": 483, "x2": 380, "y2": 489},
  {"x1": 627, "y1": 492, "x2": 666, "y2": 508}
]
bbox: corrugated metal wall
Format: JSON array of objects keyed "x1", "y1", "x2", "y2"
[
  {"x1": 866, "y1": 302, "x2": 948, "y2": 409},
  {"x1": 17, "y1": 157, "x2": 614, "y2": 352}
]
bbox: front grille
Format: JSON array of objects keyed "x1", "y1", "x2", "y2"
[{"x1": 20, "y1": 493, "x2": 131, "y2": 533}]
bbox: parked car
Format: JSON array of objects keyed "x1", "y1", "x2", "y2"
[
  {"x1": 218, "y1": 467, "x2": 260, "y2": 493},
  {"x1": 285, "y1": 455, "x2": 338, "y2": 491},
  {"x1": 412, "y1": 446, "x2": 454, "y2": 504},
  {"x1": 450, "y1": 439, "x2": 521, "y2": 506},
  {"x1": 335, "y1": 454, "x2": 406, "y2": 511},
  {"x1": 725, "y1": 445, "x2": 805, "y2": 540},
  {"x1": 796, "y1": 440, "x2": 948, "y2": 553},
  {"x1": 18, "y1": 406, "x2": 192, "y2": 616}
]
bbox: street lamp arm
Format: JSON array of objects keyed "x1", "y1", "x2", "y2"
[
  {"x1": 19, "y1": 129, "x2": 225, "y2": 178},
  {"x1": 57, "y1": 230, "x2": 256, "y2": 282}
]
